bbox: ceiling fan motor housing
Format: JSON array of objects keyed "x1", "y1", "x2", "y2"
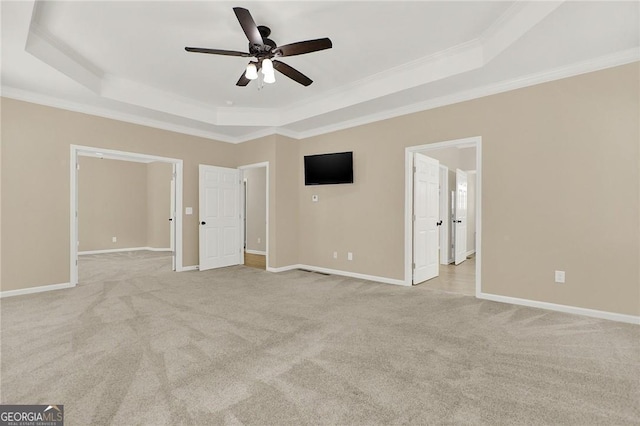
[{"x1": 250, "y1": 26, "x2": 276, "y2": 57}]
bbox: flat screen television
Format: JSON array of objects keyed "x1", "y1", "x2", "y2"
[{"x1": 304, "y1": 151, "x2": 353, "y2": 185}]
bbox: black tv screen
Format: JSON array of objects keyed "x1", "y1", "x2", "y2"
[{"x1": 304, "y1": 151, "x2": 353, "y2": 185}]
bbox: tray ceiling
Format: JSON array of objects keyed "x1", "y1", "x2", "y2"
[{"x1": 2, "y1": 1, "x2": 638, "y2": 143}]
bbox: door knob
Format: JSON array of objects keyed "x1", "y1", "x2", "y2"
[
  {"x1": 168, "y1": 218, "x2": 173, "y2": 221},
  {"x1": 436, "y1": 220, "x2": 443, "y2": 226},
  {"x1": 456, "y1": 220, "x2": 462, "y2": 223},
  {"x1": 201, "y1": 221, "x2": 206, "y2": 225}
]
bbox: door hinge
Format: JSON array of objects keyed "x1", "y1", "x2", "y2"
[
  {"x1": 76, "y1": 163, "x2": 80, "y2": 170},
  {"x1": 412, "y1": 262, "x2": 415, "y2": 269}
]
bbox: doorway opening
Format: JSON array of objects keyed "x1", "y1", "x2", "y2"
[
  {"x1": 238, "y1": 162, "x2": 269, "y2": 270},
  {"x1": 404, "y1": 137, "x2": 481, "y2": 296},
  {"x1": 70, "y1": 145, "x2": 184, "y2": 286}
]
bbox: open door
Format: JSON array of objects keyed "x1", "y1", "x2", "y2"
[
  {"x1": 199, "y1": 165, "x2": 241, "y2": 271},
  {"x1": 455, "y1": 169, "x2": 468, "y2": 265},
  {"x1": 413, "y1": 153, "x2": 440, "y2": 284},
  {"x1": 170, "y1": 167, "x2": 176, "y2": 271},
  {"x1": 439, "y1": 165, "x2": 449, "y2": 265}
]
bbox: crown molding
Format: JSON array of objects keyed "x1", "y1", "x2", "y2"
[
  {"x1": 4, "y1": 49, "x2": 637, "y2": 144},
  {"x1": 481, "y1": 1, "x2": 564, "y2": 63},
  {"x1": 0, "y1": 86, "x2": 237, "y2": 143},
  {"x1": 283, "y1": 48, "x2": 640, "y2": 140},
  {"x1": 26, "y1": 21, "x2": 103, "y2": 93}
]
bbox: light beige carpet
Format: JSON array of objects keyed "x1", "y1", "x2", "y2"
[{"x1": 1, "y1": 251, "x2": 639, "y2": 425}]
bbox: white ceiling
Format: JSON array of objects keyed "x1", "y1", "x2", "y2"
[{"x1": 2, "y1": 1, "x2": 638, "y2": 143}]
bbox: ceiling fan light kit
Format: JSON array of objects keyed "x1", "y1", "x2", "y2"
[{"x1": 185, "y1": 7, "x2": 332, "y2": 87}]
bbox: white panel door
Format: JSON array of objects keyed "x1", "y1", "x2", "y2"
[
  {"x1": 455, "y1": 169, "x2": 468, "y2": 265},
  {"x1": 199, "y1": 165, "x2": 241, "y2": 271},
  {"x1": 439, "y1": 165, "x2": 449, "y2": 265},
  {"x1": 413, "y1": 153, "x2": 440, "y2": 284},
  {"x1": 170, "y1": 172, "x2": 176, "y2": 271}
]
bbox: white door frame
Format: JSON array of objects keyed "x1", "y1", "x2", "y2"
[
  {"x1": 404, "y1": 136, "x2": 482, "y2": 296},
  {"x1": 70, "y1": 145, "x2": 184, "y2": 286},
  {"x1": 238, "y1": 161, "x2": 270, "y2": 269}
]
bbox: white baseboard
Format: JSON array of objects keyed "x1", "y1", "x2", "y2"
[
  {"x1": 477, "y1": 292, "x2": 640, "y2": 325},
  {"x1": 179, "y1": 265, "x2": 199, "y2": 272},
  {"x1": 267, "y1": 264, "x2": 408, "y2": 286},
  {"x1": 0, "y1": 282, "x2": 75, "y2": 298},
  {"x1": 79, "y1": 247, "x2": 172, "y2": 255},
  {"x1": 266, "y1": 264, "x2": 300, "y2": 273},
  {"x1": 245, "y1": 249, "x2": 267, "y2": 256},
  {"x1": 465, "y1": 249, "x2": 476, "y2": 257}
]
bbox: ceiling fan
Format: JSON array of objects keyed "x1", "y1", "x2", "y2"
[{"x1": 185, "y1": 7, "x2": 332, "y2": 87}]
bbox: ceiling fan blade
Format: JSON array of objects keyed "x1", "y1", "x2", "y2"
[
  {"x1": 185, "y1": 47, "x2": 251, "y2": 57},
  {"x1": 236, "y1": 73, "x2": 250, "y2": 87},
  {"x1": 274, "y1": 38, "x2": 332, "y2": 57},
  {"x1": 272, "y1": 60, "x2": 313, "y2": 86},
  {"x1": 233, "y1": 7, "x2": 263, "y2": 46}
]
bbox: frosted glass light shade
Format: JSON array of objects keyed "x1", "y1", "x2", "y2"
[
  {"x1": 245, "y1": 63, "x2": 258, "y2": 80},
  {"x1": 263, "y1": 71, "x2": 276, "y2": 84},
  {"x1": 261, "y1": 58, "x2": 274, "y2": 75}
]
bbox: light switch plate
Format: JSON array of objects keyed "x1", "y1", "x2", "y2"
[
  {"x1": 554, "y1": 270, "x2": 565, "y2": 283},
  {"x1": 185, "y1": 207, "x2": 193, "y2": 215}
]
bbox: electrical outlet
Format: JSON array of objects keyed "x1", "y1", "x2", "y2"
[
  {"x1": 112, "y1": 237, "x2": 117, "y2": 243},
  {"x1": 554, "y1": 270, "x2": 565, "y2": 283},
  {"x1": 347, "y1": 252, "x2": 353, "y2": 261},
  {"x1": 333, "y1": 251, "x2": 338, "y2": 259},
  {"x1": 312, "y1": 195, "x2": 319, "y2": 202}
]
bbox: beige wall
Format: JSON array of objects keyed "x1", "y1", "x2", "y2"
[
  {"x1": 297, "y1": 63, "x2": 639, "y2": 316},
  {"x1": 78, "y1": 158, "x2": 172, "y2": 252},
  {"x1": 1, "y1": 63, "x2": 638, "y2": 317},
  {"x1": 423, "y1": 146, "x2": 475, "y2": 171},
  {"x1": 1, "y1": 99, "x2": 236, "y2": 291},
  {"x1": 146, "y1": 162, "x2": 172, "y2": 249},
  {"x1": 78, "y1": 157, "x2": 148, "y2": 251},
  {"x1": 274, "y1": 136, "x2": 300, "y2": 267},
  {"x1": 244, "y1": 167, "x2": 267, "y2": 252}
]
